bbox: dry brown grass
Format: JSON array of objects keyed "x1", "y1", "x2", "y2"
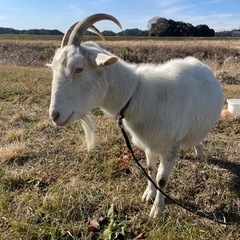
[
  {"x1": 0, "y1": 143, "x2": 26, "y2": 163},
  {"x1": 0, "y1": 38, "x2": 239, "y2": 239},
  {"x1": 1, "y1": 38, "x2": 240, "y2": 85},
  {"x1": 100, "y1": 39, "x2": 240, "y2": 85}
]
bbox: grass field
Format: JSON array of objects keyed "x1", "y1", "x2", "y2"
[
  {"x1": 0, "y1": 36, "x2": 240, "y2": 239},
  {"x1": 1, "y1": 34, "x2": 236, "y2": 41}
]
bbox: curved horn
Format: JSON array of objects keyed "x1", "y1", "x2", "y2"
[
  {"x1": 61, "y1": 23, "x2": 106, "y2": 48},
  {"x1": 61, "y1": 22, "x2": 79, "y2": 48},
  {"x1": 89, "y1": 25, "x2": 106, "y2": 41},
  {"x1": 68, "y1": 13, "x2": 122, "y2": 46}
]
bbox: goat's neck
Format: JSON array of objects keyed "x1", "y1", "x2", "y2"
[{"x1": 99, "y1": 62, "x2": 138, "y2": 117}]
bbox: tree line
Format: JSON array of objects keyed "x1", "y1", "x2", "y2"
[
  {"x1": 148, "y1": 17, "x2": 215, "y2": 37},
  {"x1": 1, "y1": 17, "x2": 239, "y2": 37},
  {"x1": 0, "y1": 27, "x2": 63, "y2": 35}
]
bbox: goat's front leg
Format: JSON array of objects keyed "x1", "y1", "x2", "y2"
[
  {"x1": 141, "y1": 151, "x2": 157, "y2": 204},
  {"x1": 149, "y1": 145, "x2": 178, "y2": 218}
]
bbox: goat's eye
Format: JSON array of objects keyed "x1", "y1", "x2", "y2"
[{"x1": 75, "y1": 68, "x2": 83, "y2": 74}]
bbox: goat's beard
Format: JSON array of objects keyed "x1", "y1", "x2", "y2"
[{"x1": 81, "y1": 115, "x2": 95, "y2": 152}]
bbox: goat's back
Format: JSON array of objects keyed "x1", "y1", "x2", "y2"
[{"x1": 127, "y1": 57, "x2": 224, "y2": 152}]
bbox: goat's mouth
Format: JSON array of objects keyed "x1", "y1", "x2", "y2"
[{"x1": 55, "y1": 111, "x2": 75, "y2": 127}]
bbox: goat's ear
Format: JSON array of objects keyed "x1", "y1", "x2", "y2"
[{"x1": 95, "y1": 53, "x2": 118, "y2": 66}]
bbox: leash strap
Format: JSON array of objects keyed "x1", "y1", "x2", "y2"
[{"x1": 117, "y1": 116, "x2": 237, "y2": 225}]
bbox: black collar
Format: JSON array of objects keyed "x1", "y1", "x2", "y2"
[{"x1": 117, "y1": 97, "x2": 132, "y2": 120}]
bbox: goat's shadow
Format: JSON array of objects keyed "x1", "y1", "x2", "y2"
[
  {"x1": 166, "y1": 156, "x2": 240, "y2": 224},
  {"x1": 165, "y1": 198, "x2": 240, "y2": 225},
  {"x1": 208, "y1": 156, "x2": 240, "y2": 197}
]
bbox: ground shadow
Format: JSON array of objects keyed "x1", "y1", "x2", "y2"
[
  {"x1": 165, "y1": 196, "x2": 240, "y2": 225},
  {"x1": 166, "y1": 156, "x2": 240, "y2": 225},
  {"x1": 6, "y1": 155, "x2": 30, "y2": 166},
  {"x1": 208, "y1": 156, "x2": 240, "y2": 197}
]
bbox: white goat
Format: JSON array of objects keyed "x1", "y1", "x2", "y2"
[{"x1": 48, "y1": 14, "x2": 224, "y2": 218}]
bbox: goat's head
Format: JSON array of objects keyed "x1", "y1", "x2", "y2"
[{"x1": 48, "y1": 13, "x2": 122, "y2": 128}]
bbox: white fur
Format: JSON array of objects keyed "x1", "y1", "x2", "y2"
[{"x1": 48, "y1": 42, "x2": 224, "y2": 218}]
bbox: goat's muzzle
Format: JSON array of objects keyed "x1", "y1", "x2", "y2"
[
  {"x1": 50, "y1": 110, "x2": 60, "y2": 122},
  {"x1": 50, "y1": 110, "x2": 75, "y2": 127}
]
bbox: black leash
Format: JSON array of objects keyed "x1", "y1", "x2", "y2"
[{"x1": 117, "y1": 114, "x2": 238, "y2": 225}]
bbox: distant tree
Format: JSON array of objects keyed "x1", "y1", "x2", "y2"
[
  {"x1": 24, "y1": 29, "x2": 63, "y2": 35},
  {"x1": 0, "y1": 27, "x2": 63, "y2": 35},
  {"x1": 102, "y1": 30, "x2": 116, "y2": 36},
  {"x1": 147, "y1": 16, "x2": 160, "y2": 30},
  {"x1": 195, "y1": 24, "x2": 215, "y2": 37},
  {"x1": 118, "y1": 28, "x2": 148, "y2": 36},
  {"x1": 232, "y1": 30, "x2": 240, "y2": 37},
  {"x1": 215, "y1": 29, "x2": 240, "y2": 37},
  {"x1": 0, "y1": 27, "x2": 20, "y2": 34},
  {"x1": 149, "y1": 17, "x2": 215, "y2": 37}
]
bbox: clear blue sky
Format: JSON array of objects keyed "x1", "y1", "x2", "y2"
[{"x1": 1, "y1": 0, "x2": 239, "y2": 33}]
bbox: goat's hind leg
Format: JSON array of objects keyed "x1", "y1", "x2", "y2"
[
  {"x1": 194, "y1": 144, "x2": 207, "y2": 162},
  {"x1": 142, "y1": 151, "x2": 157, "y2": 204}
]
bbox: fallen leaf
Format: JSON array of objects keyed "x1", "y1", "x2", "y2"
[
  {"x1": 88, "y1": 218, "x2": 100, "y2": 231},
  {"x1": 133, "y1": 232, "x2": 145, "y2": 240}
]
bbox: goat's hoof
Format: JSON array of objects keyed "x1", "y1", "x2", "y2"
[
  {"x1": 149, "y1": 205, "x2": 163, "y2": 218},
  {"x1": 142, "y1": 188, "x2": 156, "y2": 204}
]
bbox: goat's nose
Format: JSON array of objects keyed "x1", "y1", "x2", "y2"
[{"x1": 51, "y1": 110, "x2": 60, "y2": 121}]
